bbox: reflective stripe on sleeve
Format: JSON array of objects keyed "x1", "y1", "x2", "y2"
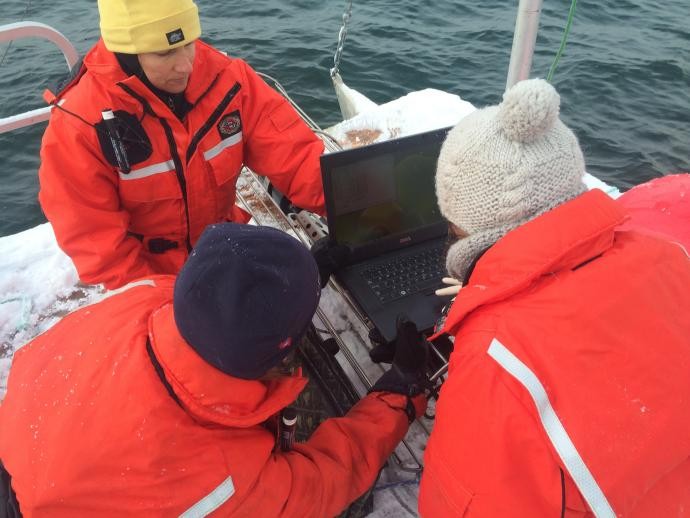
[
  {"x1": 120, "y1": 160, "x2": 176, "y2": 180},
  {"x1": 202, "y1": 132, "x2": 242, "y2": 161},
  {"x1": 487, "y1": 338, "x2": 616, "y2": 518},
  {"x1": 103, "y1": 279, "x2": 157, "y2": 299},
  {"x1": 71, "y1": 280, "x2": 157, "y2": 316},
  {"x1": 179, "y1": 475, "x2": 235, "y2": 518}
]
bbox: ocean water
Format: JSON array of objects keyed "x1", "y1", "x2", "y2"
[{"x1": 0, "y1": 0, "x2": 688, "y2": 236}]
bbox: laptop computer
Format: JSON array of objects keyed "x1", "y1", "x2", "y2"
[{"x1": 320, "y1": 126, "x2": 453, "y2": 343}]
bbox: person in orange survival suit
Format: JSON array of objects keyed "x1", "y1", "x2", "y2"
[
  {"x1": 617, "y1": 172, "x2": 690, "y2": 250},
  {"x1": 415, "y1": 79, "x2": 690, "y2": 516},
  {"x1": 38, "y1": 0, "x2": 326, "y2": 289},
  {"x1": 0, "y1": 223, "x2": 428, "y2": 517}
]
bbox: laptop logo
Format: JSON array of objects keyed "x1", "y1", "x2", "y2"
[
  {"x1": 399, "y1": 236, "x2": 412, "y2": 244},
  {"x1": 166, "y1": 28, "x2": 185, "y2": 46}
]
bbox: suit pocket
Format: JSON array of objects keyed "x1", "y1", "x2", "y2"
[
  {"x1": 419, "y1": 458, "x2": 474, "y2": 517},
  {"x1": 118, "y1": 161, "x2": 182, "y2": 204},
  {"x1": 268, "y1": 101, "x2": 300, "y2": 132},
  {"x1": 203, "y1": 133, "x2": 244, "y2": 187},
  {"x1": 118, "y1": 161, "x2": 184, "y2": 236}
]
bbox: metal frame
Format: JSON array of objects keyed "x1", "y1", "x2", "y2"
[
  {"x1": 0, "y1": 22, "x2": 79, "y2": 134},
  {"x1": 506, "y1": 0, "x2": 543, "y2": 90},
  {"x1": 254, "y1": 75, "x2": 447, "y2": 472},
  {"x1": 236, "y1": 168, "x2": 430, "y2": 472}
]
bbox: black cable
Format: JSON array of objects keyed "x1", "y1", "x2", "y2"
[
  {"x1": 52, "y1": 102, "x2": 100, "y2": 132},
  {"x1": 53, "y1": 102, "x2": 152, "y2": 154},
  {"x1": 0, "y1": 0, "x2": 32, "y2": 69},
  {"x1": 0, "y1": 41, "x2": 13, "y2": 70}
]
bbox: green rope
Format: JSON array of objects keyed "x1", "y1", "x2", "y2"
[
  {"x1": 547, "y1": 0, "x2": 578, "y2": 82},
  {"x1": 0, "y1": 296, "x2": 32, "y2": 333}
]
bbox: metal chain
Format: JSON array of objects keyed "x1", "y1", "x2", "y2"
[{"x1": 330, "y1": 0, "x2": 353, "y2": 78}]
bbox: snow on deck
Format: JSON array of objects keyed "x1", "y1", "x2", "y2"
[{"x1": 327, "y1": 88, "x2": 476, "y2": 148}]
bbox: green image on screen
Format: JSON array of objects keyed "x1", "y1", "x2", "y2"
[{"x1": 332, "y1": 144, "x2": 444, "y2": 247}]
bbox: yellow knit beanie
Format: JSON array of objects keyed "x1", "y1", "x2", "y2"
[{"x1": 98, "y1": 0, "x2": 201, "y2": 54}]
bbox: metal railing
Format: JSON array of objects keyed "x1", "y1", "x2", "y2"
[{"x1": 0, "y1": 22, "x2": 79, "y2": 134}]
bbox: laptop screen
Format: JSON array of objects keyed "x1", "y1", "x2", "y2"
[{"x1": 321, "y1": 127, "x2": 451, "y2": 256}]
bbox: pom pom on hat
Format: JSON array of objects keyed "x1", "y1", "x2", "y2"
[
  {"x1": 173, "y1": 223, "x2": 321, "y2": 380},
  {"x1": 497, "y1": 78, "x2": 561, "y2": 143},
  {"x1": 436, "y1": 78, "x2": 587, "y2": 281}
]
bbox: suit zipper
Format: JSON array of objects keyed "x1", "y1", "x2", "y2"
[
  {"x1": 117, "y1": 82, "x2": 193, "y2": 252},
  {"x1": 186, "y1": 82, "x2": 242, "y2": 163}
]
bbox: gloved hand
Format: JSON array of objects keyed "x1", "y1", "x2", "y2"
[
  {"x1": 310, "y1": 237, "x2": 350, "y2": 289},
  {"x1": 368, "y1": 327, "x2": 396, "y2": 364},
  {"x1": 370, "y1": 318, "x2": 429, "y2": 398},
  {"x1": 370, "y1": 318, "x2": 430, "y2": 422}
]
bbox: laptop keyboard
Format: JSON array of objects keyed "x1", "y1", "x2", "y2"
[{"x1": 362, "y1": 243, "x2": 446, "y2": 303}]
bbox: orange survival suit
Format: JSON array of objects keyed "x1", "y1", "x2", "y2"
[
  {"x1": 418, "y1": 190, "x2": 690, "y2": 517},
  {"x1": 618, "y1": 172, "x2": 690, "y2": 249},
  {"x1": 39, "y1": 39, "x2": 325, "y2": 289},
  {"x1": 0, "y1": 277, "x2": 413, "y2": 517}
]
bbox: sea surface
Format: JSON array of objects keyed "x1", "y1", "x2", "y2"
[{"x1": 0, "y1": 0, "x2": 688, "y2": 236}]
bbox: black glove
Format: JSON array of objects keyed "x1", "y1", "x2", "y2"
[
  {"x1": 370, "y1": 317, "x2": 429, "y2": 398},
  {"x1": 368, "y1": 327, "x2": 396, "y2": 364},
  {"x1": 310, "y1": 237, "x2": 350, "y2": 289}
]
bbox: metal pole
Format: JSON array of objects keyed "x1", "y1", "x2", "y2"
[{"x1": 505, "y1": 0, "x2": 543, "y2": 90}]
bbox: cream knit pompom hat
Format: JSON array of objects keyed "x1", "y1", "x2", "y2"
[{"x1": 436, "y1": 78, "x2": 587, "y2": 281}]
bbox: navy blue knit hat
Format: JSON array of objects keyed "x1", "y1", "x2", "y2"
[{"x1": 173, "y1": 223, "x2": 321, "y2": 379}]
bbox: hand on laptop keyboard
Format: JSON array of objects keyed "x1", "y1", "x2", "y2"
[{"x1": 435, "y1": 277, "x2": 462, "y2": 297}]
